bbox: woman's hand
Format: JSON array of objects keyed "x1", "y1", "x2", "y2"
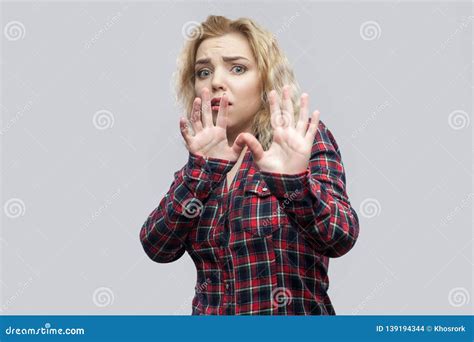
[
  {"x1": 180, "y1": 87, "x2": 245, "y2": 161},
  {"x1": 235, "y1": 85, "x2": 320, "y2": 175}
]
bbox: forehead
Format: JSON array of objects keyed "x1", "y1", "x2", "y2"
[{"x1": 195, "y1": 32, "x2": 255, "y2": 62}]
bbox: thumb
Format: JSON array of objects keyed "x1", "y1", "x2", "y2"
[
  {"x1": 233, "y1": 133, "x2": 264, "y2": 161},
  {"x1": 230, "y1": 134, "x2": 245, "y2": 157}
]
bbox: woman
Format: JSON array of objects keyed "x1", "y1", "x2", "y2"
[{"x1": 140, "y1": 15, "x2": 359, "y2": 315}]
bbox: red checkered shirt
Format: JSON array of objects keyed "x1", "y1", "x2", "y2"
[{"x1": 140, "y1": 120, "x2": 360, "y2": 315}]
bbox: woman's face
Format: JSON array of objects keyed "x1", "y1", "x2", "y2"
[{"x1": 194, "y1": 32, "x2": 262, "y2": 137}]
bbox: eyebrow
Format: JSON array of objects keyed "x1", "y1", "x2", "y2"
[{"x1": 195, "y1": 56, "x2": 250, "y2": 66}]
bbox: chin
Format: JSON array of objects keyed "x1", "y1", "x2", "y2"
[{"x1": 225, "y1": 123, "x2": 237, "y2": 132}]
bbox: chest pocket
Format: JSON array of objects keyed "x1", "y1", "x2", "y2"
[{"x1": 241, "y1": 175, "x2": 287, "y2": 237}]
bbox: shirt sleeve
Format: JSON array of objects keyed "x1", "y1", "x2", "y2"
[
  {"x1": 139, "y1": 152, "x2": 236, "y2": 263},
  {"x1": 259, "y1": 121, "x2": 360, "y2": 258}
]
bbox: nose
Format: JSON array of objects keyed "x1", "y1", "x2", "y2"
[{"x1": 211, "y1": 67, "x2": 227, "y2": 93}]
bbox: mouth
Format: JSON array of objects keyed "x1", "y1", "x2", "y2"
[
  {"x1": 211, "y1": 104, "x2": 232, "y2": 111},
  {"x1": 211, "y1": 97, "x2": 232, "y2": 111}
]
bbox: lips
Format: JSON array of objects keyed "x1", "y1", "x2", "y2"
[{"x1": 211, "y1": 97, "x2": 232, "y2": 106}]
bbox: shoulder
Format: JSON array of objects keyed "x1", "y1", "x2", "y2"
[{"x1": 312, "y1": 119, "x2": 341, "y2": 155}]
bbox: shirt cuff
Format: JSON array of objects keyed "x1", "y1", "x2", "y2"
[
  {"x1": 260, "y1": 169, "x2": 326, "y2": 217},
  {"x1": 259, "y1": 169, "x2": 311, "y2": 201},
  {"x1": 185, "y1": 152, "x2": 236, "y2": 183}
]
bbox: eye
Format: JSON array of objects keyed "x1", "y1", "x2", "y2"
[
  {"x1": 196, "y1": 69, "x2": 210, "y2": 78},
  {"x1": 232, "y1": 65, "x2": 246, "y2": 74},
  {"x1": 195, "y1": 65, "x2": 247, "y2": 79}
]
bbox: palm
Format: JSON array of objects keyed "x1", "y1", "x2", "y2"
[
  {"x1": 257, "y1": 126, "x2": 310, "y2": 174},
  {"x1": 188, "y1": 126, "x2": 240, "y2": 161},
  {"x1": 179, "y1": 88, "x2": 243, "y2": 162},
  {"x1": 236, "y1": 85, "x2": 320, "y2": 175}
]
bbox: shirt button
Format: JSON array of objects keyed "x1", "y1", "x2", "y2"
[{"x1": 225, "y1": 283, "x2": 230, "y2": 290}]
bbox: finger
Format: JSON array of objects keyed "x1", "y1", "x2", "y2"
[
  {"x1": 234, "y1": 132, "x2": 264, "y2": 162},
  {"x1": 201, "y1": 87, "x2": 213, "y2": 127},
  {"x1": 179, "y1": 117, "x2": 193, "y2": 147},
  {"x1": 281, "y1": 84, "x2": 294, "y2": 128},
  {"x1": 305, "y1": 110, "x2": 321, "y2": 144},
  {"x1": 230, "y1": 132, "x2": 246, "y2": 156},
  {"x1": 296, "y1": 93, "x2": 309, "y2": 135},
  {"x1": 191, "y1": 98, "x2": 204, "y2": 133},
  {"x1": 269, "y1": 90, "x2": 282, "y2": 129},
  {"x1": 215, "y1": 93, "x2": 229, "y2": 129}
]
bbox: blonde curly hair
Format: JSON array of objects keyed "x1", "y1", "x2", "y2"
[{"x1": 173, "y1": 15, "x2": 301, "y2": 151}]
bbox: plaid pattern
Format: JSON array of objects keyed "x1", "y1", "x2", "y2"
[{"x1": 140, "y1": 120, "x2": 359, "y2": 315}]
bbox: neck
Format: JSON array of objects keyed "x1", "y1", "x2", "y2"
[{"x1": 227, "y1": 126, "x2": 252, "y2": 147}]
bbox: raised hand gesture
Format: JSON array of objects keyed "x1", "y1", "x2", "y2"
[
  {"x1": 235, "y1": 85, "x2": 320, "y2": 175},
  {"x1": 180, "y1": 87, "x2": 244, "y2": 161}
]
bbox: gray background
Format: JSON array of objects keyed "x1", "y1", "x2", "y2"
[{"x1": 1, "y1": 0, "x2": 472, "y2": 315}]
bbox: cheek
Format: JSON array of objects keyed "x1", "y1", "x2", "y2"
[
  {"x1": 235, "y1": 81, "x2": 262, "y2": 109},
  {"x1": 242, "y1": 93, "x2": 262, "y2": 115},
  {"x1": 237, "y1": 78, "x2": 259, "y2": 95}
]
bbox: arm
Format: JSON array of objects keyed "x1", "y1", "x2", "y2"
[
  {"x1": 260, "y1": 122, "x2": 359, "y2": 257},
  {"x1": 139, "y1": 152, "x2": 235, "y2": 263}
]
